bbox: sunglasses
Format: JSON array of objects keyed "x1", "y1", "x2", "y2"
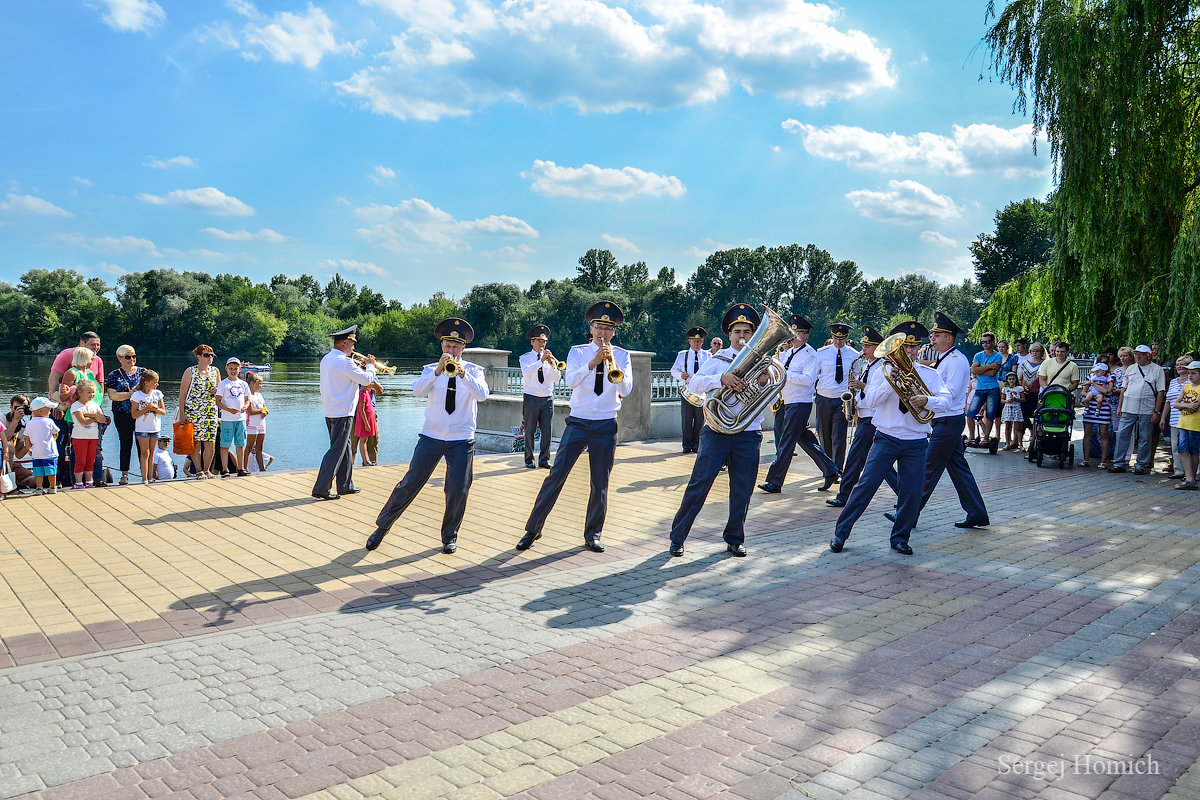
[
  {"x1": 200, "y1": 352, "x2": 214, "y2": 358},
  {"x1": 122, "y1": 354, "x2": 137, "y2": 359}
]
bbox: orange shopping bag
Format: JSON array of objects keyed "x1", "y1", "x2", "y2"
[{"x1": 172, "y1": 421, "x2": 195, "y2": 456}]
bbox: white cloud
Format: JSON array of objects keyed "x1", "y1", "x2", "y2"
[
  {"x1": 370, "y1": 166, "x2": 396, "y2": 184},
  {"x1": 88, "y1": 0, "x2": 165, "y2": 33},
  {"x1": 920, "y1": 230, "x2": 960, "y2": 247},
  {"x1": 95, "y1": 262, "x2": 129, "y2": 276},
  {"x1": 144, "y1": 155, "x2": 198, "y2": 170},
  {"x1": 354, "y1": 197, "x2": 538, "y2": 253},
  {"x1": 486, "y1": 244, "x2": 535, "y2": 261},
  {"x1": 782, "y1": 120, "x2": 1045, "y2": 178},
  {"x1": 190, "y1": 248, "x2": 230, "y2": 260},
  {"x1": 684, "y1": 238, "x2": 742, "y2": 261},
  {"x1": 845, "y1": 180, "x2": 961, "y2": 224},
  {"x1": 602, "y1": 234, "x2": 640, "y2": 254},
  {"x1": 913, "y1": 254, "x2": 974, "y2": 285},
  {"x1": 337, "y1": 0, "x2": 893, "y2": 121},
  {"x1": 226, "y1": 0, "x2": 262, "y2": 19},
  {"x1": 137, "y1": 186, "x2": 255, "y2": 216},
  {"x1": 320, "y1": 258, "x2": 387, "y2": 278},
  {"x1": 53, "y1": 232, "x2": 162, "y2": 257},
  {"x1": 241, "y1": 4, "x2": 356, "y2": 68},
  {"x1": 524, "y1": 161, "x2": 685, "y2": 201},
  {"x1": 200, "y1": 226, "x2": 286, "y2": 242},
  {"x1": 74, "y1": 177, "x2": 93, "y2": 186},
  {"x1": 0, "y1": 194, "x2": 72, "y2": 217}
]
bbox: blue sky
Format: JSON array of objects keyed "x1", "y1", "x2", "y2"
[{"x1": 1, "y1": 0, "x2": 1053, "y2": 306}]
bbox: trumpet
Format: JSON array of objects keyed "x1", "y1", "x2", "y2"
[
  {"x1": 352, "y1": 352, "x2": 396, "y2": 376},
  {"x1": 442, "y1": 358, "x2": 462, "y2": 377},
  {"x1": 605, "y1": 355, "x2": 625, "y2": 384},
  {"x1": 541, "y1": 350, "x2": 567, "y2": 371}
]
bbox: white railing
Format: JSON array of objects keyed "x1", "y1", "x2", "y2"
[{"x1": 486, "y1": 367, "x2": 682, "y2": 402}]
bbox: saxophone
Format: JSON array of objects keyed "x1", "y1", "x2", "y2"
[
  {"x1": 841, "y1": 355, "x2": 862, "y2": 424},
  {"x1": 877, "y1": 333, "x2": 936, "y2": 423}
]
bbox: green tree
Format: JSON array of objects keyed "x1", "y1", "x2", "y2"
[
  {"x1": 970, "y1": 197, "x2": 1053, "y2": 292},
  {"x1": 574, "y1": 249, "x2": 621, "y2": 291}
]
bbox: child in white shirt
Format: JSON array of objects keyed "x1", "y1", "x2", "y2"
[
  {"x1": 216, "y1": 358, "x2": 251, "y2": 476},
  {"x1": 130, "y1": 369, "x2": 166, "y2": 485},
  {"x1": 70, "y1": 381, "x2": 105, "y2": 489},
  {"x1": 24, "y1": 398, "x2": 60, "y2": 494},
  {"x1": 154, "y1": 438, "x2": 175, "y2": 481},
  {"x1": 245, "y1": 372, "x2": 270, "y2": 471}
]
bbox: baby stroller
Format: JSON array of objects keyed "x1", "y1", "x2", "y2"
[{"x1": 1028, "y1": 385, "x2": 1076, "y2": 468}]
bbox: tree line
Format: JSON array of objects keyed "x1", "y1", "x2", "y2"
[{"x1": 0, "y1": 245, "x2": 988, "y2": 361}]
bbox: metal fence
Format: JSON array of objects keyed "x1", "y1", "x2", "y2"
[{"x1": 487, "y1": 367, "x2": 682, "y2": 402}]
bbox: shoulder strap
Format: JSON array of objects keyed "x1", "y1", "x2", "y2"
[{"x1": 1048, "y1": 359, "x2": 1072, "y2": 386}]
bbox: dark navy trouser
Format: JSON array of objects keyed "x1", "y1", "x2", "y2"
[
  {"x1": 918, "y1": 414, "x2": 988, "y2": 521},
  {"x1": 313, "y1": 416, "x2": 355, "y2": 496},
  {"x1": 670, "y1": 426, "x2": 762, "y2": 547},
  {"x1": 525, "y1": 416, "x2": 616, "y2": 542},
  {"x1": 834, "y1": 415, "x2": 898, "y2": 504},
  {"x1": 522, "y1": 394, "x2": 553, "y2": 466},
  {"x1": 763, "y1": 401, "x2": 838, "y2": 489},
  {"x1": 835, "y1": 432, "x2": 927, "y2": 546},
  {"x1": 815, "y1": 395, "x2": 848, "y2": 472},
  {"x1": 376, "y1": 435, "x2": 474, "y2": 544}
]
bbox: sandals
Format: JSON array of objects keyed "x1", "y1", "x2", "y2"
[
  {"x1": 1079, "y1": 461, "x2": 1090, "y2": 468},
  {"x1": 1174, "y1": 481, "x2": 1197, "y2": 490}
]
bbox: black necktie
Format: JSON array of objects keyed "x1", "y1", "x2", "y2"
[
  {"x1": 861, "y1": 363, "x2": 872, "y2": 399},
  {"x1": 594, "y1": 364, "x2": 604, "y2": 395},
  {"x1": 537, "y1": 358, "x2": 544, "y2": 383},
  {"x1": 445, "y1": 375, "x2": 456, "y2": 414},
  {"x1": 836, "y1": 349, "x2": 843, "y2": 383},
  {"x1": 693, "y1": 353, "x2": 699, "y2": 374},
  {"x1": 785, "y1": 349, "x2": 797, "y2": 369},
  {"x1": 899, "y1": 398, "x2": 908, "y2": 414}
]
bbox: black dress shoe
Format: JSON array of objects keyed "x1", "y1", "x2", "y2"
[
  {"x1": 339, "y1": 487, "x2": 362, "y2": 495},
  {"x1": 954, "y1": 518, "x2": 990, "y2": 529},
  {"x1": 826, "y1": 497, "x2": 846, "y2": 507},
  {"x1": 585, "y1": 539, "x2": 605, "y2": 553},
  {"x1": 516, "y1": 531, "x2": 541, "y2": 550},
  {"x1": 312, "y1": 492, "x2": 341, "y2": 501},
  {"x1": 669, "y1": 543, "x2": 684, "y2": 557},
  {"x1": 818, "y1": 473, "x2": 837, "y2": 492},
  {"x1": 829, "y1": 535, "x2": 846, "y2": 553},
  {"x1": 884, "y1": 511, "x2": 898, "y2": 523},
  {"x1": 891, "y1": 540, "x2": 914, "y2": 555},
  {"x1": 442, "y1": 540, "x2": 458, "y2": 554},
  {"x1": 365, "y1": 528, "x2": 387, "y2": 550},
  {"x1": 757, "y1": 483, "x2": 781, "y2": 494},
  {"x1": 540, "y1": 463, "x2": 551, "y2": 469},
  {"x1": 525, "y1": 462, "x2": 536, "y2": 469},
  {"x1": 726, "y1": 543, "x2": 747, "y2": 557}
]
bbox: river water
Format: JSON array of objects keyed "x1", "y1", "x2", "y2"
[{"x1": 0, "y1": 355, "x2": 432, "y2": 474}]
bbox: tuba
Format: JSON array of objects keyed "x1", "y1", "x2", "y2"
[
  {"x1": 698, "y1": 307, "x2": 792, "y2": 435},
  {"x1": 877, "y1": 333, "x2": 936, "y2": 423}
]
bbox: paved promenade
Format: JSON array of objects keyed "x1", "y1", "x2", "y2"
[{"x1": 1, "y1": 436, "x2": 1198, "y2": 800}]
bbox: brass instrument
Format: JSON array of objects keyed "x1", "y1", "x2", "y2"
[
  {"x1": 541, "y1": 350, "x2": 567, "y2": 371},
  {"x1": 770, "y1": 340, "x2": 788, "y2": 413},
  {"x1": 699, "y1": 307, "x2": 792, "y2": 435},
  {"x1": 841, "y1": 355, "x2": 862, "y2": 425},
  {"x1": 605, "y1": 354, "x2": 625, "y2": 384},
  {"x1": 443, "y1": 358, "x2": 461, "y2": 377},
  {"x1": 877, "y1": 333, "x2": 936, "y2": 423},
  {"x1": 352, "y1": 352, "x2": 396, "y2": 376}
]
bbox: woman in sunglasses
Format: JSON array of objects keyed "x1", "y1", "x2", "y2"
[
  {"x1": 178, "y1": 345, "x2": 221, "y2": 478},
  {"x1": 104, "y1": 344, "x2": 145, "y2": 485}
]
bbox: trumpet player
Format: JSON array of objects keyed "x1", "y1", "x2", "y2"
[
  {"x1": 815, "y1": 323, "x2": 859, "y2": 475},
  {"x1": 519, "y1": 324, "x2": 561, "y2": 469},
  {"x1": 759, "y1": 314, "x2": 839, "y2": 495},
  {"x1": 671, "y1": 326, "x2": 710, "y2": 453},
  {"x1": 826, "y1": 325, "x2": 899, "y2": 508},
  {"x1": 517, "y1": 301, "x2": 632, "y2": 554},
  {"x1": 668, "y1": 304, "x2": 768, "y2": 558},
  {"x1": 830, "y1": 322, "x2": 952, "y2": 556},
  {"x1": 367, "y1": 318, "x2": 489, "y2": 555},
  {"x1": 312, "y1": 325, "x2": 376, "y2": 501}
]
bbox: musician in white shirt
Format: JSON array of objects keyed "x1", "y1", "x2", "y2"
[
  {"x1": 830, "y1": 321, "x2": 953, "y2": 556},
  {"x1": 671, "y1": 326, "x2": 710, "y2": 453},
  {"x1": 519, "y1": 324, "x2": 561, "y2": 469},
  {"x1": 312, "y1": 325, "x2": 376, "y2": 501},
  {"x1": 518, "y1": 302, "x2": 633, "y2": 554},
  {"x1": 827, "y1": 325, "x2": 899, "y2": 508},
  {"x1": 815, "y1": 323, "x2": 860, "y2": 473},
  {"x1": 367, "y1": 318, "x2": 489, "y2": 555}
]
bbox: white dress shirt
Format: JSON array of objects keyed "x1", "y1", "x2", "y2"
[
  {"x1": 565, "y1": 342, "x2": 633, "y2": 420},
  {"x1": 519, "y1": 349, "x2": 561, "y2": 398},
  {"x1": 779, "y1": 344, "x2": 819, "y2": 404},
  {"x1": 864, "y1": 361, "x2": 954, "y2": 440},
  {"x1": 670, "y1": 348, "x2": 711, "y2": 383},
  {"x1": 930, "y1": 348, "x2": 971, "y2": 418},
  {"x1": 413, "y1": 360, "x2": 490, "y2": 441},
  {"x1": 686, "y1": 346, "x2": 764, "y2": 433},
  {"x1": 855, "y1": 357, "x2": 883, "y2": 418},
  {"x1": 320, "y1": 349, "x2": 377, "y2": 418},
  {"x1": 815, "y1": 343, "x2": 860, "y2": 398}
]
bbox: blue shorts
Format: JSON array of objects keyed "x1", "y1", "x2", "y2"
[
  {"x1": 220, "y1": 420, "x2": 247, "y2": 448},
  {"x1": 135, "y1": 431, "x2": 160, "y2": 440},
  {"x1": 1178, "y1": 428, "x2": 1200, "y2": 455},
  {"x1": 32, "y1": 457, "x2": 58, "y2": 477},
  {"x1": 967, "y1": 386, "x2": 1002, "y2": 420}
]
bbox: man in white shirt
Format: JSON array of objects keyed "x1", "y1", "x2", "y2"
[
  {"x1": 830, "y1": 322, "x2": 953, "y2": 556},
  {"x1": 815, "y1": 323, "x2": 859, "y2": 474},
  {"x1": 368, "y1": 318, "x2": 489, "y2": 554},
  {"x1": 669, "y1": 304, "x2": 772, "y2": 558},
  {"x1": 827, "y1": 325, "x2": 898, "y2": 508},
  {"x1": 1112, "y1": 343, "x2": 1167, "y2": 474},
  {"x1": 518, "y1": 301, "x2": 633, "y2": 554},
  {"x1": 312, "y1": 325, "x2": 377, "y2": 501},
  {"x1": 670, "y1": 326, "x2": 710, "y2": 453},
  {"x1": 760, "y1": 314, "x2": 838, "y2": 494},
  {"x1": 519, "y1": 324, "x2": 561, "y2": 469}
]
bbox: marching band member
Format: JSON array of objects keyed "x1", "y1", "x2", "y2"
[
  {"x1": 366, "y1": 318, "x2": 489, "y2": 554},
  {"x1": 519, "y1": 324, "x2": 560, "y2": 469},
  {"x1": 313, "y1": 325, "x2": 375, "y2": 501},
  {"x1": 668, "y1": 304, "x2": 767, "y2": 558},
  {"x1": 830, "y1": 322, "x2": 953, "y2": 555},
  {"x1": 815, "y1": 323, "x2": 859, "y2": 474},
  {"x1": 759, "y1": 314, "x2": 839, "y2": 494},
  {"x1": 908, "y1": 312, "x2": 990, "y2": 529},
  {"x1": 827, "y1": 325, "x2": 899, "y2": 507},
  {"x1": 671, "y1": 326, "x2": 710, "y2": 453},
  {"x1": 517, "y1": 302, "x2": 633, "y2": 554}
]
